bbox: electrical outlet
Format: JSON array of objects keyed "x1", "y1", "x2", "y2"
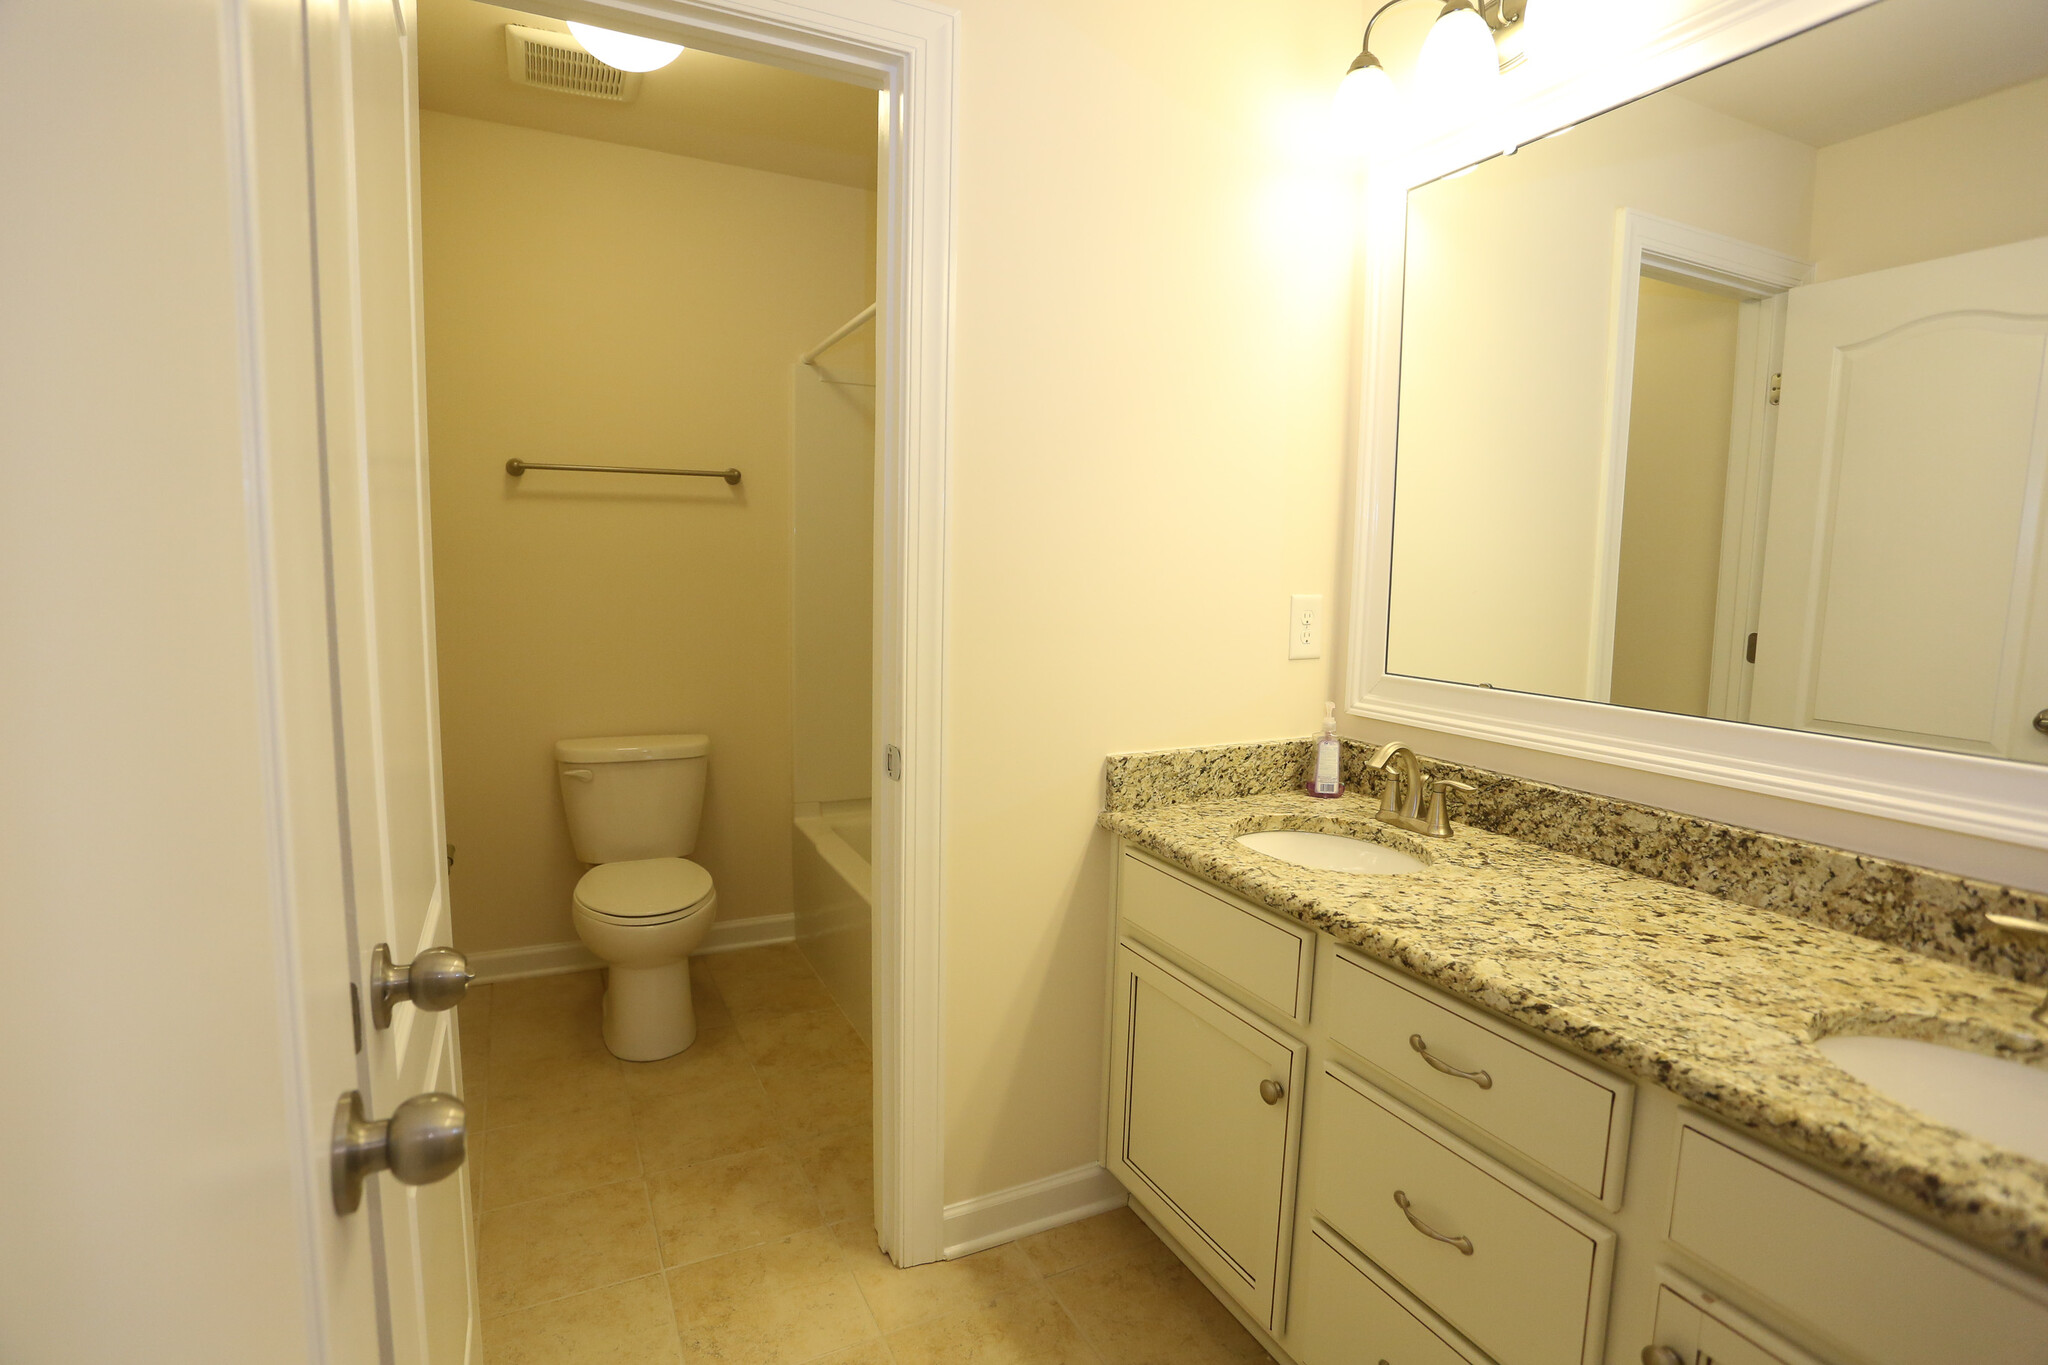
[{"x1": 1289, "y1": 594, "x2": 1323, "y2": 660}]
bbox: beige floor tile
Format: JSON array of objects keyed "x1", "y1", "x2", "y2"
[
  {"x1": 1017, "y1": 1207, "x2": 1156, "y2": 1278},
  {"x1": 645, "y1": 1146, "x2": 823, "y2": 1266},
  {"x1": 803, "y1": 1344, "x2": 895, "y2": 1365},
  {"x1": 487, "y1": 1049, "x2": 629, "y2": 1130},
  {"x1": 706, "y1": 945, "x2": 837, "y2": 1018},
  {"x1": 477, "y1": 1105, "x2": 640, "y2": 1209},
  {"x1": 481, "y1": 1273, "x2": 681, "y2": 1364},
  {"x1": 495, "y1": 970, "x2": 607, "y2": 1016},
  {"x1": 668, "y1": 1226, "x2": 881, "y2": 1365},
  {"x1": 478, "y1": 1179, "x2": 662, "y2": 1317},
  {"x1": 1048, "y1": 1244, "x2": 1271, "y2": 1365},
  {"x1": 733, "y1": 1007, "x2": 867, "y2": 1071},
  {"x1": 616, "y1": 1025, "x2": 754, "y2": 1103},
  {"x1": 494, "y1": 1000, "x2": 611, "y2": 1064},
  {"x1": 886, "y1": 1291, "x2": 1101, "y2": 1365},
  {"x1": 758, "y1": 1055, "x2": 871, "y2": 1141},
  {"x1": 835, "y1": 1220, "x2": 1046, "y2": 1334},
  {"x1": 690, "y1": 957, "x2": 734, "y2": 1030},
  {"x1": 463, "y1": 1084, "x2": 491, "y2": 1135},
  {"x1": 460, "y1": 1015, "x2": 491, "y2": 1077},
  {"x1": 459, "y1": 981, "x2": 494, "y2": 1026},
  {"x1": 794, "y1": 1126, "x2": 873, "y2": 1225},
  {"x1": 629, "y1": 1069, "x2": 782, "y2": 1173}
]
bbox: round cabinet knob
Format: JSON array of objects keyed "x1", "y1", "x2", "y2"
[
  {"x1": 370, "y1": 942, "x2": 475, "y2": 1028},
  {"x1": 1642, "y1": 1348, "x2": 1686, "y2": 1365},
  {"x1": 332, "y1": 1090, "x2": 468, "y2": 1214},
  {"x1": 2034, "y1": 709, "x2": 2048, "y2": 736},
  {"x1": 1259, "y1": 1079, "x2": 1285, "y2": 1106}
]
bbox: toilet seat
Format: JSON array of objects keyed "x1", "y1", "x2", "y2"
[{"x1": 574, "y1": 857, "x2": 715, "y2": 921}]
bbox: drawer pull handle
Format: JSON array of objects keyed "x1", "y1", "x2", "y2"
[
  {"x1": 1393, "y1": 1190, "x2": 1474, "y2": 1256},
  {"x1": 1259, "y1": 1079, "x2": 1285, "y2": 1105},
  {"x1": 1410, "y1": 1034, "x2": 1492, "y2": 1090}
]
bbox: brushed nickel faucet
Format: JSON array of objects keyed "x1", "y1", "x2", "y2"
[
  {"x1": 1986, "y1": 915, "x2": 2048, "y2": 1024},
  {"x1": 1365, "y1": 742, "x2": 1473, "y2": 839}
]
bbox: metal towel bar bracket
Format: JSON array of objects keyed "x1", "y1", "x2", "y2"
[{"x1": 506, "y1": 458, "x2": 741, "y2": 486}]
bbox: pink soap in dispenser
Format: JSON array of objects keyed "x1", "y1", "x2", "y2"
[{"x1": 1309, "y1": 702, "x2": 1344, "y2": 798}]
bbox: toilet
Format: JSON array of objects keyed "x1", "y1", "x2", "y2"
[{"x1": 557, "y1": 733, "x2": 718, "y2": 1061}]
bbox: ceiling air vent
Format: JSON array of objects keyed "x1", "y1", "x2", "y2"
[{"x1": 504, "y1": 25, "x2": 643, "y2": 102}]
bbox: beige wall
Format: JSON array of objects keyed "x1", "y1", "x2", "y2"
[
  {"x1": 1389, "y1": 91, "x2": 1814, "y2": 700},
  {"x1": 1610, "y1": 277, "x2": 1741, "y2": 716},
  {"x1": 937, "y1": 0, "x2": 1360, "y2": 1204},
  {"x1": 422, "y1": 112, "x2": 873, "y2": 954},
  {"x1": 1812, "y1": 75, "x2": 2048, "y2": 282}
]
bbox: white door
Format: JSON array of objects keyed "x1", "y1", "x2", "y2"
[
  {"x1": 1750, "y1": 234, "x2": 2048, "y2": 763},
  {"x1": 306, "y1": 0, "x2": 476, "y2": 1359}
]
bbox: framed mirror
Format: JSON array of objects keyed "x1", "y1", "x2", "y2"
[{"x1": 1348, "y1": 0, "x2": 2048, "y2": 845}]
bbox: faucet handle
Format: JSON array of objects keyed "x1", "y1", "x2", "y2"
[
  {"x1": 1987, "y1": 914, "x2": 2048, "y2": 941},
  {"x1": 1421, "y1": 778, "x2": 1476, "y2": 838}
]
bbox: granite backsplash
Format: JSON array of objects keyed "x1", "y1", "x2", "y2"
[{"x1": 1102, "y1": 737, "x2": 2048, "y2": 985}]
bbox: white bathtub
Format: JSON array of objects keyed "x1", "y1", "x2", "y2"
[{"x1": 793, "y1": 799, "x2": 871, "y2": 1044}]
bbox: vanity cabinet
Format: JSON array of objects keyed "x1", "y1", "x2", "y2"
[
  {"x1": 1105, "y1": 936, "x2": 1307, "y2": 1331},
  {"x1": 1104, "y1": 839, "x2": 2048, "y2": 1365}
]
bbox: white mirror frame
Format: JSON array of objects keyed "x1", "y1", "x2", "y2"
[{"x1": 1344, "y1": 0, "x2": 2048, "y2": 850}]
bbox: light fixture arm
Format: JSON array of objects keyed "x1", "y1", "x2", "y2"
[{"x1": 1349, "y1": 0, "x2": 1526, "y2": 71}]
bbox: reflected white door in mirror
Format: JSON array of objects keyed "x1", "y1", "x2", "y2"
[{"x1": 1347, "y1": 0, "x2": 2048, "y2": 847}]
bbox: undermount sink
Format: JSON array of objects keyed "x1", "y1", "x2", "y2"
[
  {"x1": 1235, "y1": 830, "x2": 1428, "y2": 875},
  {"x1": 1815, "y1": 1035, "x2": 2048, "y2": 1164}
]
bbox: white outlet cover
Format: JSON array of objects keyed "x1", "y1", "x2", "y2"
[{"x1": 1289, "y1": 594, "x2": 1323, "y2": 660}]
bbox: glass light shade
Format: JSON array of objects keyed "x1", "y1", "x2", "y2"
[
  {"x1": 567, "y1": 22, "x2": 684, "y2": 73},
  {"x1": 1412, "y1": 6, "x2": 1500, "y2": 123},
  {"x1": 1333, "y1": 61, "x2": 1402, "y2": 152}
]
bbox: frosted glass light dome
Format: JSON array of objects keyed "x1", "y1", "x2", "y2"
[
  {"x1": 1413, "y1": 5, "x2": 1500, "y2": 122},
  {"x1": 1333, "y1": 60, "x2": 1401, "y2": 152},
  {"x1": 567, "y1": 21, "x2": 684, "y2": 73}
]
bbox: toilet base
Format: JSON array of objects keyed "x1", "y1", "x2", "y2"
[{"x1": 601, "y1": 962, "x2": 698, "y2": 1062}]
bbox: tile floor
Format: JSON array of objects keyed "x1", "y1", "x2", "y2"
[{"x1": 458, "y1": 944, "x2": 1276, "y2": 1365}]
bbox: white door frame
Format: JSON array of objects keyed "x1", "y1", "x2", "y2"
[
  {"x1": 455, "y1": 0, "x2": 957, "y2": 1266},
  {"x1": 1587, "y1": 209, "x2": 1812, "y2": 704}
]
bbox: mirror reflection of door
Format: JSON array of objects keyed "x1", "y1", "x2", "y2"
[
  {"x1": 1748, "y1": 235, "x2": 2048, "y2": 761},
  {"x1": 1386, "y1": 0, "x2": 2048, "y2": 767}
]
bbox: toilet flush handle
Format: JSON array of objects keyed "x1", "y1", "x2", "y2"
[{"x1": 562, "y1": 768, "x2": 595, "y2": 783}]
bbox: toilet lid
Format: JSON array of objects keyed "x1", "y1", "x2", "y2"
[{"x1": 575, "y1": 858, "x2": 714, "y2": 919}]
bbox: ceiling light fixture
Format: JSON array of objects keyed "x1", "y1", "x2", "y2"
[
  {"x1": 566, "y1": 21, "x2": 685, "y2": 73},
  {"x1": 1336, "y1": 0, "x2": 1529, "y2": 152}
]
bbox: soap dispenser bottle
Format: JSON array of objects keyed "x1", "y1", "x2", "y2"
[{"x1": 1309, "y1": 702, "x2": 1344, "y2": 798}]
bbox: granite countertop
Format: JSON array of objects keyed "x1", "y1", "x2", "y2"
[{"x1": 1100, "y1": 788, "x2": 2048, "y2": 1273}]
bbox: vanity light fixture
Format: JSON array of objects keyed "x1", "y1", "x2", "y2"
[
  {"x1": 1336, "y1": 0, "x2": 1529, "y2": 150},
  {"x1": 567, "y1": 21, "x2": 685, "y2": 73}
]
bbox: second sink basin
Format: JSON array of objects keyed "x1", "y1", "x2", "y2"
[
  {"x1": 1816, "y1": 1034, "x2": 2048, "y2": 1164},
  {"x1": 1235, "y1": 830, "x2": 1428, "y2": 875}
]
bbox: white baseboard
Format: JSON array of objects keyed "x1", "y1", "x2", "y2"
[
  {"x1": 941, "y1": 1163, "x2": 1128, "y2": 1260},
  {"x1": 466, "y1": 914, "x2": 796, "y2": 984}
]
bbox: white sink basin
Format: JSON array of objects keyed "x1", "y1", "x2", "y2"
[
  {"x1": 1235, "y1": 830, "x2": 1428, "y2": 875},
  {"x1": 1815, "y1": 1035, "x2": 2048, "y2": 1164}
]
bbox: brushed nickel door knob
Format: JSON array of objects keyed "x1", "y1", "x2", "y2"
[
  {"x1": 370, "y1": 942, "x2": 474, "y2": 1028},
  {"x1": 2034, "y1": 708, "x2": 2048, "y2": 736},
  {"x1": 1642, "y1": 1348, "x2": 1686, "y2": 1365},
  {"x1": 331, "y1": 1090, "x2": 467, "y2": 1214},
  {"x1": 1259, "y1": 1079, "x2": 1285, "y2": 1105}
]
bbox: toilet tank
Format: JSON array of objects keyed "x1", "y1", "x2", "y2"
[{"x1": 556, "y1": 734, "x2": 709, "y2": 864}]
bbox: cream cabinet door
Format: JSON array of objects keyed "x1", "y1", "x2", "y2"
[{"x1": 1107, "y1": 941, "x2": 1306, "y2": 1330}]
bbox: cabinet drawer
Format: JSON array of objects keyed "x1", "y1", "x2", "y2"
[
  {"x1": 1651, "y1": 1270, "x2": 1825, "y2": 1365},
  {"x1": 1668, "y1": 1121, "x2": 2048, "y2": 1365},
  {"x1": 1289, "y1": 1221, "x2": 1488, "y2": 1365},
  {"x1": 1320, "y1": 947, "x2": 1629, "y2": 1205},
  {"x1": 1120, "y1": 852, "x2": 1311, "y2": 1021},
  {"x1": 1107, "y1": 941, "x2": 1306, "y2": 1331},
  {"x1": 1311, "y1": 1066, "x2": 1614, "y2": 1365}
]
